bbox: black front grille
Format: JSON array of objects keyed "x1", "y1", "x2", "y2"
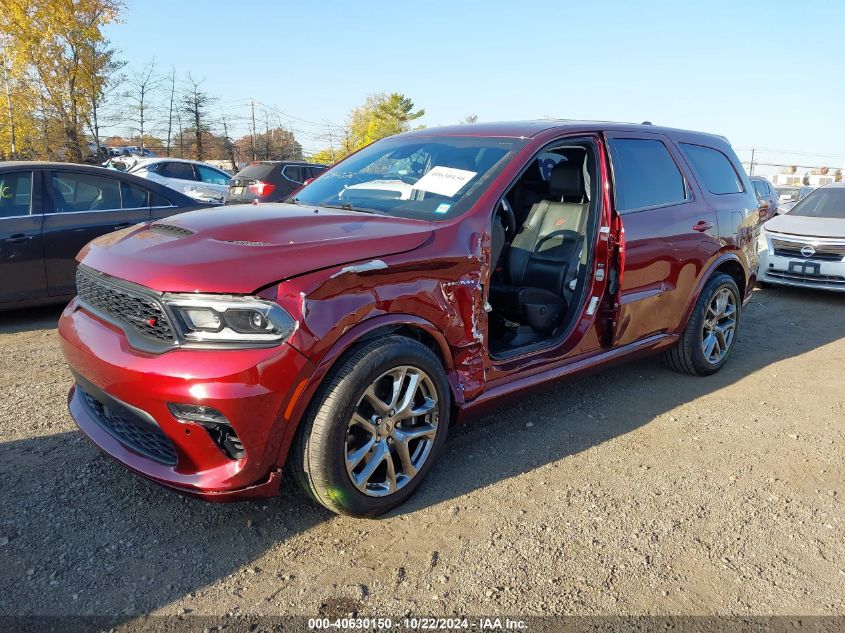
[
  {"x1": 150, "y1": 223, "x2": 194, "y2": 237},
  {"x1": 79, "y1": 388, "x2": 177, "y2": 465},
  {"x1": 76, "y1": 267, "x2": 175, "y2": 344}
]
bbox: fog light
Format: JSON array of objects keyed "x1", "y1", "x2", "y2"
[
  {"x1": 168, "y1": 402, "x2": 226, "y2": 424},
  {"x1": 168, "y1": 403, "x2": 245, "y2": 460}
]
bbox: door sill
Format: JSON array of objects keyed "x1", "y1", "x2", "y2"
[{"x1": 469, "y1": 333, "x2": 677, "y2": 412}]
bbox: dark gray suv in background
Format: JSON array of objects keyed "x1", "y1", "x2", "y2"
[{"x1": 225, "y1": 161, "x2": 328, "y2": 204}]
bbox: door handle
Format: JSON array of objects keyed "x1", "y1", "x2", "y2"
[
  {"x1": 692, "y1": 221, "x2": 713, "y2": 232},
  {"x1": 4, "y1": 233, "x2": 33, "y2": 243},
  {"x1": 113, "y1": 223, "x2": 132, "y2": 230}
]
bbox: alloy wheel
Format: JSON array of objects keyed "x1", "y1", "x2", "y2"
[
  {"x1": 701, "y1": 287, "x2": 737, "y2": 365},
  {"x1": 345, "y1": 366, "x2": 439, "y2": 497}
]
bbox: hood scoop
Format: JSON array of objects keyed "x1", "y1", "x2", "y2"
[{"x1": 150, "y1": 223, "x2": 195, "y2": 237}]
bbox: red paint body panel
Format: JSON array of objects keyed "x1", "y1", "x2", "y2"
[
  {"x1": 59, "y1": 298, "x2": 313, "y2": 499},
  {"x1": 58, "y1": 121, "x2": 756, "y2": 500},
  {"x1": 78, "y1": 205, "x2": 433, "y2": 293}
]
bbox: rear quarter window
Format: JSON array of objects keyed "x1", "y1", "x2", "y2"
[
  {"x1": 607, "y1": 138, "x2": 688, "y2": 212},
  {"x1": 679, "y1": 143, "x2": 743, "y2": 195}
]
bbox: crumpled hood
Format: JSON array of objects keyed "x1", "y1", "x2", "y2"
[
  {"x1": 78, "y1": 204, "x2": 433, "y2": 293},
  {"x1": 765, "y1": 214, "x2": 845, "y2": 239}
]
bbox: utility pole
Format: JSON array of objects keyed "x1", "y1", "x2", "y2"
[
  {"x1": 177, "y1": 112, "x2": 184, "y2": 159},
  {"x1": 749, "y1": 148, "x2": 756, "y2": 176},
  {"x1": 264, "y1": 112, "x2": 270, "y2": 160},
  {"x1": 250, "y1": 100, "x2": 257, "y2": 161},
  {"x1": 326, "y1": 123, "x2": 336, "y2": 163},
  {"x1": 165, "y1": 67, "x2": 175, "y2": 157},
  {"x1": 1, "y1": 41, "x2": 17, "y2": 159},
  {"x1": 221, "y1": 115, "x2": 236, "y2": 172}
]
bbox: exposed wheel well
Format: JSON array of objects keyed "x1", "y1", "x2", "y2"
[
  {"x1": 713, "y1": 259, "x2": 746, "y2": 299},
  {"x1": 356, "y1": 324, "x2": 448, "y2": 370}
]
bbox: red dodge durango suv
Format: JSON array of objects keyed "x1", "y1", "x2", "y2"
[{"x1": 59, "y1": 121, "x2": 759, "y2": 516}]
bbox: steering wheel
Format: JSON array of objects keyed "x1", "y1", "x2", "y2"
[
  {"x1": 399, "y1": 174, "x2": 420, "y2": 185},
  {"x1": 497, "y1": 198, "x2": 516, "y2": 237}
]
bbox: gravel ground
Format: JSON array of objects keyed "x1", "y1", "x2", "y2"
[{"x1": 1, "y1": 286, "x2": 843, "y2": 618}]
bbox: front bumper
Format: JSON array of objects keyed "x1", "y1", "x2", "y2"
[
  {"x1": 59, "y1": 297, "x2": 315, "y2": 500},
  {"x1": 758, "y1": 232, "x2": 845, "y2": 293}
]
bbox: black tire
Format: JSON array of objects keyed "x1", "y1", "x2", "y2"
[
  {"x1": 291, "y1": 335, "x2": 450, "y2": 517},
  {"x1": 663, "y1": 273, "x2": 741, "y2": 376}
]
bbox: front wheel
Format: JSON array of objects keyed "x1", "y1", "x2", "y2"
[
  {"x1": 291, "y1": 336, "x2": 450, "y2": 517},
  {"x1": 664, "y1": 273, "x2": 741, "y2": 376}
]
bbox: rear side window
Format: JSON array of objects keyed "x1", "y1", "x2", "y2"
[
  {"x1": 196, "y1": 164, "x2": 229, "y2": 185},
  {"x1": 51, "y1": 172, "x2": 122, "y2": 212},
  {"x1": 307, "y1": 166, "x2": 328, "y2": 179},
  {"x1": 283, "y1": 165, "x2": 303, "y2": 183},
  {"x1": 0, "y1": 171, "x2": 33, "y2": 217},
  {"x1": 157, "y1": 162, "x2": 196, "y2": 181},
  {"x1": 121, "y1": 181, "x2": 150, "y2": 209},
  {"x1": 679, "y1": 143, "x2": 743, "y2": 195},
  {"x1": 608, "y1": 138, "x2": 688, "y2": 212}
]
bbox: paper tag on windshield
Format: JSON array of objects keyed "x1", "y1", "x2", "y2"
[{"x1": 413, "y1": 166, "x2": 477, "y2": 197}]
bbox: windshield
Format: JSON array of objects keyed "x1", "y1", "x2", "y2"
[
  {"x1": 292, "y1": 135, "x2": 525, "y2": 220},
  {"x1": 788, "y1": 187, "x2": 845, "y2": 219},
  {"x1": 776, "y1": 187, "x2": 799, "y2": 201}
]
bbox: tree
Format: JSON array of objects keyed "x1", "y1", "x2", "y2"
[
  {"x1": 124, "y1": 59, "x2": 160, "y2": 152},
  {"x1": 82, "y1": 39, "x2": 123, "y2": 159},
  {"x1": 235, "y1": 127, "x2": 303, "y2": 164},
  {"x1": 460, "y1": 113, "x2": 478, "y2": 124},
  {"x1": 372, "y1": 92, "x2": 424, "y2": 136},
  {"x1": 308, "y1": 148, "x2": 338, "y2": 165},
  {"x1": 181, "y1": 74, "x2": 212, "y2": 160},
  {"x1": 0, "y1": 0, "x2": 123, "y2": 162},
  {"x1": 309, "y1": 93, "x2": 425, "y2": 163},
  {"x1": 1, "y1": 35, "x2": 21, "y2": 158},
  {"x1": 350, "y1": 92, "x2": 423, "y2": 147}
]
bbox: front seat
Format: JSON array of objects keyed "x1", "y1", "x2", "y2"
[{"x1": 491, "y1": 161, "x2": 590, "y2": 334}]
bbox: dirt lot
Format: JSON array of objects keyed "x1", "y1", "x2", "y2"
[{"x1": 1, "y1": 287, "x2": 843, "y2": 619}]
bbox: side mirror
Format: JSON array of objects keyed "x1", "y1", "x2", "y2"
[{"x1": 227, "y1": 178, "x2": 235, "y2": 187}]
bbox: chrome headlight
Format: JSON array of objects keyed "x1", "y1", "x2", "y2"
[{"x1": 163, "y1": 294, "x2": 296, "y2": 346}]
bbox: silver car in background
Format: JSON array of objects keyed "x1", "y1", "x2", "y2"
[
  {"x1": 105, "y1": 157, "x2": 231, "y2": 204},
  {"x1": 759, "y1": 183, "x2": 845, "y2": 292}
]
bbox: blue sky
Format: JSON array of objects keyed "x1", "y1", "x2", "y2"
[{"x1": 105, "y1": 0, "x2": 845, "y2": 172}]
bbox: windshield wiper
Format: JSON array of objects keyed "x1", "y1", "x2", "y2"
[{"x1": 321, "y1": 203, "x2": 382, "y2": 215}]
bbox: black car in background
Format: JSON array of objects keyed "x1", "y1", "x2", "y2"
[
  {"x1": 225, "y1": 161, "x2": 328, "y2": 204},
  {"x1": 0, "y1": 162, "x2": 206, "y2": 311}
]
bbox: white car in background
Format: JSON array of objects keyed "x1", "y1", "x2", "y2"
[
  {"x1": 759, "y1": 183, "x2": 845, "y2": 292},
  {"x1": 109, "y1": 158, "x2": 231, "y2": 204}
]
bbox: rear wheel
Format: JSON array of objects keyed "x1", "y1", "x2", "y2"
[
  {"x1": 292, "y1": 336, "x2": 450, "y2": 517},
  {"x1": 664, "y1": 273, "x2": 741, "y2": 376}
]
